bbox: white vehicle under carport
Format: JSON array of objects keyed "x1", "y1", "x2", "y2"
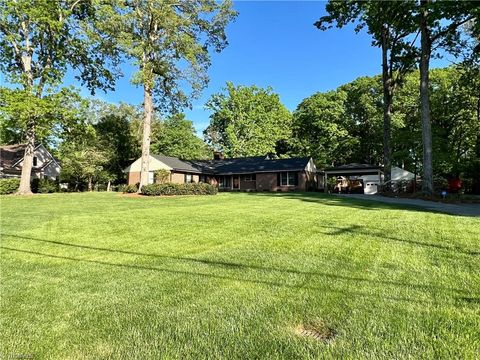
[{"x1": 364, "y1": 182, "x2": 379, "y2": 195}]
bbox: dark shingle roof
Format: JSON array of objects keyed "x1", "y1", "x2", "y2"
[
  {"x1": 0, "y1": 144, "x2": 27, "y2": 171},
  {"x1": 152, "y1": 154, "x2": 204, "y2": 173},
  {"x1": 206, "y1": 156, "x2": 311, "y2": 175},
  {"x1": 146, "y1": 154, "x2": 312, "y2": 175}
]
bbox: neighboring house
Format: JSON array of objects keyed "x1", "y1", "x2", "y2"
[
  {"x1": 0, "y1": 144, "x2": 61, "y2": 180},
  {"x1": 124, "y1": 154, "x2": 318, "y2": 191}
]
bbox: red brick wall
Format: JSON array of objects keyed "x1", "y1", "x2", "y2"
[
  {"x1": 256, "y1": 173, "x2": 277, "y2": 191},
  {"x1": 127, "y1": 172, "x2": 141, "y2": 185}
]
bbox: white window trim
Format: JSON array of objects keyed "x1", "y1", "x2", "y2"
[{"x1": 280, "y1": 171, "x2": 296, "y2": 186}]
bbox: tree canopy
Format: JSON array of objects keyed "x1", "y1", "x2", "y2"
[
  {"x1": 204, "y1": 82, "x2": 292, "y2": 158},
  {"x1": 151, "y1": 113, "x2": 211, "y2": 159},
  {"x1": 0, "y1": 0, "x2": 121, "y2": 193}
]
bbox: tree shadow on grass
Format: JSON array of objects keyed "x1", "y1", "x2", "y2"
[
  {"x1": 1, "y1": 233, "x2": 477, "y2": 299},
  {"x1": 2, "y1": 245, "x2": 478, "y2": 306},
  {"x1": 317, "y1": 225, "x2": 479, "y2": 256},
  {"x1": 244, "y1": 192, "x2": 480, "y2": 217}
]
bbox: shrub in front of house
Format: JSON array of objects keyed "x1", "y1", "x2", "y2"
[
  {"x1": 37, "y1": 179, "x2": 58, "y2": 193},
  {"x1": 31, "y1": 178, "x2": 58, "y2": 193},
  {"x1": 141, "y1": 183, "x2": 218, "y2": 196},
  {"x1": 0, "y1": 178, "x2": 20, "y2": 194},
  {"x1": 120, "y1": 184, "x2": 138, "y2": 193}
]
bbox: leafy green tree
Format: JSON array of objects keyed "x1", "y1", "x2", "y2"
[
  {"x1": 151, "y1": 113, "x2": 210, "y2": 159},
  {"x1": 59, "y1": 124, "x2": 109, "y2": 191},
  {"x1": 417, "y1": 0, "x2": 479, "y2": 193},
  {"x1": 113, "y1": 0, "x2": 236, "y2": 191},
  {"x1": 429, "y1": 67, "x2": 480, "y2": 176},
  {"x1": 392, "y1": 67, "x2": 480, "y2": 191},
  {"x1": 0, "y1": 86, "x2": 87, "y2": 148},
  {"x1": 0, "y1": 0, "x2": 120, "y2": 194},
  {"x1": 290, "y1": 90, "x2": 357, "y2": 166},
  {"x1": 204, "y1": 82, "x2": 292, "y2": 157},
  {"x1": 94, "y1": 102, "x2": 142, "y2": 181},
  {"x1": 339, "y1": 76, "x2": 384, "y2": 165},
  {"x1": 316, "y1": 1, "x2": 417, "y2": 184}
]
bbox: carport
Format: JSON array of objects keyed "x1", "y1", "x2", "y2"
[{"x1": 323, "y1": 163, "x2": 384, "y2": 193}]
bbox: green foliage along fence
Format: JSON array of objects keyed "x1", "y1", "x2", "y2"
[{"x1": 141, "y1": 183, "x2": 218, "y2": 196}]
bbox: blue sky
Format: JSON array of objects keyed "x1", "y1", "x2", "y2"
[{"x1": 1, "y1": 1, "x2": 450, "y2": 135}]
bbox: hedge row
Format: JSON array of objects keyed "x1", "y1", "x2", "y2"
[
  {"x1": 0, "y1": 178, "x2": 20, "y2": 194},
  {"x1": 140, "y1": 182, "x2": 218, "y2": 196}
]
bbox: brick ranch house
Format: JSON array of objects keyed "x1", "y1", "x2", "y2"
[
  {"x1": 0, "y1": 143, "x2": 61, "y2": 180},
  {"x1": 124, "y1": 154, "x2": 319, "y2": 191}
]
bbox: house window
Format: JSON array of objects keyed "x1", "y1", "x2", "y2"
[
  {"x1": 185, "y1": 174, "x2": 192, "y2": 183},
  {"x1": 199, "y1": 175, "x2": 207, "y2": 183},
  {"x1": 279, "y1": 171, "x2": 297, "y2": 186},
  {"x1": 243, "y1": 174, "x2": 256, "y2": 181},
  {"x1": 148, "y1": 171, "x2": 155, "y2": 184},
  {"x1": 33, "y1": 156, "x2": 38, "y2": 167},
  {"x1": 219, "y1": 176, "x2": 231, "y2": 188}
]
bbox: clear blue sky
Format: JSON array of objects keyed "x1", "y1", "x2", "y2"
[{"x1": 1, "y1": 1, "x2": 450, "y2": 135}]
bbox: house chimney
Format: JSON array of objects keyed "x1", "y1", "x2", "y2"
[{"x1": 213, "y1": 151, "x2": 224, "y2": 160}]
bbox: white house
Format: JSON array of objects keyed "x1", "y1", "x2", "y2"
[{"x1": 0, "y1": 143, "x2": 61, "y2": 180}]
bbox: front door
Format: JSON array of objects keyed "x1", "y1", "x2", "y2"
[{"x1": 233, "y1": 175, "x2": 240, "y2": 190}]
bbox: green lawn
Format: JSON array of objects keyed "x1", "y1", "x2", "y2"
[{"x1": 1, "y1": 192, "x2": 479, "y2": 359}]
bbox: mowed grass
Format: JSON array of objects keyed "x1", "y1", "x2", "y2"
[{"x1": 1, "y1": 192, "x2": 479, "y2": 359}]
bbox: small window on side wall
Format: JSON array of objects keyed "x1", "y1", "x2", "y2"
[
  {"x1": 185, "y1": 174, "x2": 192, "y2": 183},
  {"x1": 33, "y1": 156, "x2": 38, "y2": 167}
]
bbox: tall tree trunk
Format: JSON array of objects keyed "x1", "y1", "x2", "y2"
[
  {"x1": 17, "y1": 119, "x2": 35, "y2": 195},
  {"x1": 381, "y1": 28, "x2": 393, "y2": 190},
  {"x1": 88, "y1": 176, "x2": 93, "y2": 191},
  {"x1": 17, "y1": 47, "x2": 35, "y2": 195},
  {"x1": 139, "y1": 60, "x2": 153, "y2": 192},
  {"x1": 419, "y1": 0, "x2": 434, "y2": 194}
]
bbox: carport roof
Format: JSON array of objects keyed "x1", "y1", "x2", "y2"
[{"x1": 324, "y1": 163, "x2": 383, "y2": 176}]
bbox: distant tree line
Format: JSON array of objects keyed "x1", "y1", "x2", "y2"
[
  {"x1": 4, "y1": 64, "x2": 478, "y2": 192},
  {"x1": 202, "y1": 65, "x2": 480, "y2": 194}
]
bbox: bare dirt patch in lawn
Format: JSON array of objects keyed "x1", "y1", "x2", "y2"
[{"x1": 294, "y1": 321, "x2": 337, "y2": 343}]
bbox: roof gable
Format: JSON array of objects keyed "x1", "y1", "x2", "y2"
[{"x1": 0, "y1": 143, "x2": 58, "y2": 171}]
